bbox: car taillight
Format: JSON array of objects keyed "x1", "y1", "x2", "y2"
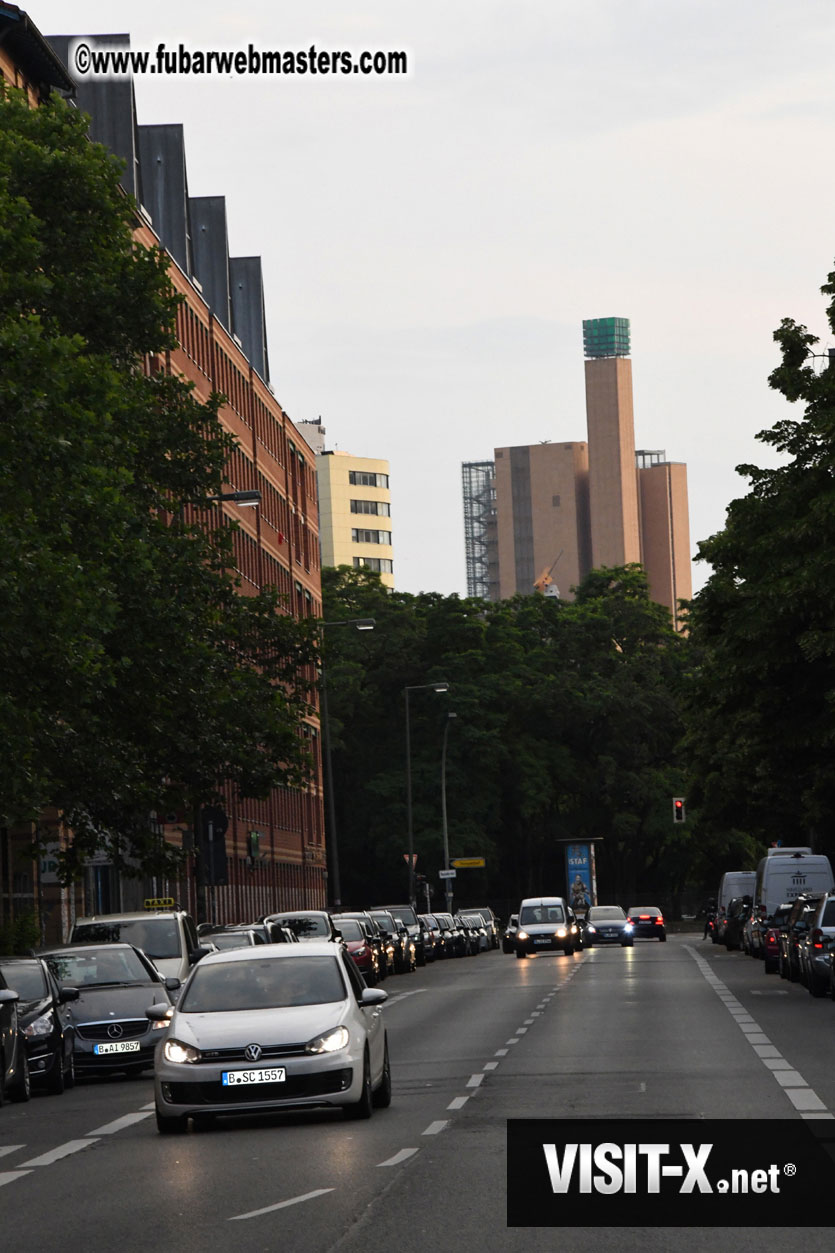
[
  {"x1": 812, "y1": 928, "x2": 824, "y2": 949},
  {"x1": 639, "y1": 915, "x2": 651, "y2": 920},
  {"x1": 655, "y1": 917, "x2": 664, "y2": 925}
]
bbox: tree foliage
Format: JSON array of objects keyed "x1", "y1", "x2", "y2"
[
  {"x1": 685, "y1": 264, "x2": 835, "y2": 860},
  {"x1": 0, "y1": 87, "x2": 315, "y2": 878},
  {"x1": 321, "y1": 564, "x2": 688, "y2": 913}
]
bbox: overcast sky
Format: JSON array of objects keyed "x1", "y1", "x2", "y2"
[{"x1": 31, "y1": 0, "x2": 835, "y2": 597}]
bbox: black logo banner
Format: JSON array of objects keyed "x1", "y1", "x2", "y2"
[{"x1": 507, "y1": 1119, "x2": 835, "y2": 1227}]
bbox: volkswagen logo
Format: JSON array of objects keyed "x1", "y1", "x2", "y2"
[
  {"x1": 244, "y1": 1043, "x2": 262, "y2": 1062},
  {"x1": 107, "y1": 1024, "x2": 124, "y2": 1039}
]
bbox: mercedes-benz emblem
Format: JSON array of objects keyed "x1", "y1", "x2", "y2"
[
  {"x1": 107, "y1": 1024, "x2": 124, "y2": 1039},
  {"x1": 244, "y1": 1043, "x2": 262, "y2": 1062}
]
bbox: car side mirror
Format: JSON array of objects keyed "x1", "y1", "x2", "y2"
[
  {"x1": 332, "y1": 929, "x2": 343, "y2": 940},
  {"x1": 361, "y1": 987, "x2": 388, "y2": 1006},
  {"x1": 0, "y1": 988, "x2": 19, "y2": 1006},
  {"x1": 164, "y1": 976, "x2": 181, "y2": 992},
  {"x1": 146, "y1": 1002, "x2": 174, "y2": 1022},
  {"x1": 189, "y1": 946, "x2": 212, "y2": 964},
  {"x1": 58, "y1": 986, "x2": 80, "y2": 1003}
]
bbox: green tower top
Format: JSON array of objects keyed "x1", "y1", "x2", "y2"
[{"x1": 582, "y1": 317, "x2": 630, "y2": 359}]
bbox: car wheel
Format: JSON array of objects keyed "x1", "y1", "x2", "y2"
[
  {"x1": 564, "y1": 944, "x2": 574, "y2": 956},
  {"x1": 789, "y1": 962, "x2": 799, "y2": 983},
  {"x1": 764, "y1": 957, "x2": 777, "y2": 974},
  {"x1": 156, "y1": 1107, "x2": 188, "y2": 1134},
  {"x1": 9, "y1": 1050, "x2": 30, "y2": 1103},
  {"x1": 0, "y1": 1054, "x2": 5, "y2": 1107},
  {"x1": 64, "y1": 1052, "x2": 76, "y2": 1090},
  {"x1": 46, "y1": 1045, "x2": 66, "y2": 1095},
  {"x1": 372, "y1": 1038, "x2": 392, "y2": 1109},
  {"x1": 515, "y1": 949, "x2": 527, "y2": 959},
  {"x1": 809, "y1": 974, "x2": 828, "y2": 998},
  {"x1": 344, "y1": 1051, "x2": 373, "y2": 1120},
  {"x1": 659, "y1": 933, "x2": 667, "y2": 942},
  {"x1": 192, "y1": 1113, "x2": 216, "y2": 1131},
  {"x1": 621, "y1": 940, "x2": 633, "y2": 948}
]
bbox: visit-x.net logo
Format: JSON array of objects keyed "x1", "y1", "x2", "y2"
[{"x1": 507, "y1": 1119, "x2": 835, "y2": 1227}]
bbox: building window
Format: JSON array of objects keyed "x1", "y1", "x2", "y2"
[
  {"x1": 348, "y1": 470, "x2": 389, "y2": 488},
  {"x1": 353, "y1": 557, "x2": 393, "y2": 573},
  {"x1": 350, "y1": 499, "x2": 390, "y2": 516},
  {"x1": 351, "y1": 529, "x2": 391, "y2": 545},
  {"x1": 552, "y1": 495, "x2": 561, "y2": 507}
]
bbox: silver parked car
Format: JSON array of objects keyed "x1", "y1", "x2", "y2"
[{"x1": 150, "y1": 942, "x2": 391, "y2": 1133}]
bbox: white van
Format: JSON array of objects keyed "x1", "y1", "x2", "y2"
[
  {"x1": 754, "y1": 852, "x2": 834, "y2": 920},
  {"x1": 717, "y1": 871, "x2": 756, "y2": 916}
]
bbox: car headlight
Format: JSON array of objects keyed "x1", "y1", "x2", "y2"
[
  {"x1": 623, "y1": 921, "x2": 634, "y2": 930},
  {"x1": 163, "y1": 1038, "x2": 201, "y2": 1064},
  {"x1": 586, "y1": 925, "x2": 597, "y2": 934},
  {"x1": 517, "y1": 930, "x2": 529, "y2": 941},
  {"x1": 306, "y1": 1025, "x2": 350, "y2": 1055},
  {"x1": 23, "y1": 1012, "x2": 53, "y2": 1038},
  {"x1": 151, "y1": 1016, "x2": 170, "y2": 1031},
  {"x1": 556, "y1": 928, "x2": 567, "y2": 938}
]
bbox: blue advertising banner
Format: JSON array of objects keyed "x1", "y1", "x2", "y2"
[{"x1": 565, "y1": 843, "x2": 595, "y2": 911}]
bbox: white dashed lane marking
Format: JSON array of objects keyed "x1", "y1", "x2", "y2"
[
  {"x1": 422, "y1": 1121, "x2": 449, "y2": 1135},
  {"x1": 466, "y1": 1073, "x2": 484, "y2": 1088},
  {"x1": 87, "y1": 1112, "x2": 153, "y2": 1136},
  {"x1": 0, "y1": 1146, "x2": 24, "y2": 1159},
  {"x1": 685, "y1": 945, "x2": 832, "y2": 1118},
  {"x1": 447, "y1": 1096, "x2": 469, "y2": 1110},
  {"x1": 0, "y1": 1172, "x2": 31, "y2": 1188},
  {"x1": 20, "y1": 1139, "x2": 99, "y2": 1168},
  {"x1": 229, "y1": 1188, "x2": 335, "y2": 1221},
  {"x1": 378, "y1": 1149, "x2": 419, "y2": 1167}
]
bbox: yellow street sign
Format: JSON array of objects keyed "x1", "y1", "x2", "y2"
[{"x1": 451, "y1": 857, "x2": 486, "y2": 869}]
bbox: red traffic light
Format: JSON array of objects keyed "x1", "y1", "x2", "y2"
[{"x1": 672, "y1": 798, "x2": 686, "y2": 823}]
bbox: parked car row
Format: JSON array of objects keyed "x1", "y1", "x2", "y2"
[
  {"x1": 713, "y1": 879, "x2": 835, "y2": 1001},
  {"x1": 0, "y1": 900, "x2": 502, "y2": 1110}
]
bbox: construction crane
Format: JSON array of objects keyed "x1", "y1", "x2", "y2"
[{"x1": 533, "y1": 550, "x2": 563, "y2": 598}]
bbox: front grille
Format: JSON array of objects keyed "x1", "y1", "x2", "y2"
[
  {"x1": 167, "y1": 1068, "x2": 353, "y2": 1105},
  {"x1": 197, "y1": 1042, "x2": 307, "y2": 1064},
  {"x1": 76, "y1": 1020, "x2": 149, "y2": 1041}
]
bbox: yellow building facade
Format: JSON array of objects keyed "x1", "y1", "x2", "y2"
[{"x1": 317, "y1": 451, "x2": 394, "y2": 588}]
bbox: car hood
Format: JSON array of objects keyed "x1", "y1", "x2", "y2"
[
  {"x1": 170, "y1": 1002, "x2": 350, "y2": 1048},
  {"x1": 519, "y1": 922, "x2": 569, "y2": 935},
  {"x1": 69, "y1": 983, "x2": 167, "y2": 1024},
  {"x1": 588, "y1": 918, "x2": 630, "y2": 929}
]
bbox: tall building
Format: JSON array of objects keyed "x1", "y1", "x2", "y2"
[
  {"x1": 583, "y1": 318, "x2": 642, "y2": 570},
  {"x1": 317, "y1": 450, "x2": 394, "y2": 589},
  {"x1": 2, "y1": 16, "x2": 329, "y2": 937},
  {"x1": 493, "y1": 443, "x2": 590, "y2": 601},
  {"x1": 466, "y1": 317, "x2": 692, "y2": 626}
]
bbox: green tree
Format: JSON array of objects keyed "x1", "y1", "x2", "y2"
[
  {"x1": 0, "y1": 87, "x2": 314, "y2": 879},
  {"x1": 686, "y1": 264, "x2": 835, "y2": 860}
]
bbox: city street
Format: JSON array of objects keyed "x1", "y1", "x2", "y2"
[{"x1": 2, "y1": 935, "x2": 832, "y2": 1250}]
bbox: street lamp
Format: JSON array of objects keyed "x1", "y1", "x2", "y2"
[
  {"x1": 320, "y1": 618, "x2": 375, "y2": 910},
  {"x1": 404, "y1": 681, "x2": 449, "y2": 906},
  {"x1": 441, "y1": 712, "x2": 457, "y2": 914}
]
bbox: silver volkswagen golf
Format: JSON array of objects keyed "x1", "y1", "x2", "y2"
[{"x1": 149, "y1": 941, "x2": 390, "y2": 1133}]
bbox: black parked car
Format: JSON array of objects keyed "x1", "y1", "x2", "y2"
[
  {"x1": 39, "y1": 943, "x2": 179, "y2": 1077},
  {"x1": 0, "y1": 972, "x2": 30, "y2": 1104},
  {"x1": 723, "y1": 896, "x2": 752, "y2": 952},
  {"x1": 368, "y1": 910, "x2": 416, "y2": 973},
  {"x1": 778, "y1": 895, "x2": 823, "y2": 983},
  {"x1": 0, "y1": 957, "x2": 77, "y2": 1094}
]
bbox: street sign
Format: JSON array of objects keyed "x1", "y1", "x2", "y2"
[
  {"x1": 403, "y1": 853, "x2": 417, "y2": 866},
  {"x1": 451, "y1": 857, "x2": 485, "y2": 869},
  {"x1": 439, "y1": 869, "x2": 457, "y2": 879}
]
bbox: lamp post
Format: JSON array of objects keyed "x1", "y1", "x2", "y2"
[
  {"x1": 320, "y1": 618, "x2": 375, "y2": 910},
  {"x1": 208, "y1": 489, "x2": 262, "y2": 507},
  {"x1": 441, "y1": 712, "x2": 457, "y2": 914},
  {"x1": 404, "y1": 681, "x2": 449, "y2": 906}
]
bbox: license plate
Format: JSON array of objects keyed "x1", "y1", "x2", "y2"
[
  {"x1": 222, "y1": 1068, "x2": 286, "y2": 1086},
  {"x1": 94, "y1": 1041, "x2": 141, "y2": 1055},
  {"x1": 534, "y1": 938, "x2": 551, "y2": 945}
]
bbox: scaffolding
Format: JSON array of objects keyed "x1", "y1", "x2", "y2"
[{"x1": 462, "y1": 461, "x2": 497, "y2": 600}]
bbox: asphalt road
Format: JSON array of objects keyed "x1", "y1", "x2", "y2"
[{"x1": 2, "y1": 935, "x2": 833, "y2": 1251}]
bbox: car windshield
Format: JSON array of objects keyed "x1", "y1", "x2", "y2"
[
  {"x1": 179, "y1": 956, "x2": 346, "y2": 1012},
  {"x1": 629, "y1": 908, "x2": 660, "y2": 917},
  {"x1": 72, "y1": 919, "x2": 181, "y2": 959},
  {"x1": 520, "y1": 904, "x2": 565, "y2": 925},
  {"x1": 588, "y1": 907, "x2": 626, "y2": 921},
  {"x1": 385, "y1": 907, "x2": 418, "y2": 927},
  {"x1": 47, "y1": 949, "x2": 152, "y2": 987},
  {"x1": 335, "y1": 919, "x2": 363, "y2": 942},
  {"x1": 0, "y1": 962, "x2": 48, "y2": 1001},
  {"x1": 273, "y1": 916, "x2": 330, "y2": 940}
]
